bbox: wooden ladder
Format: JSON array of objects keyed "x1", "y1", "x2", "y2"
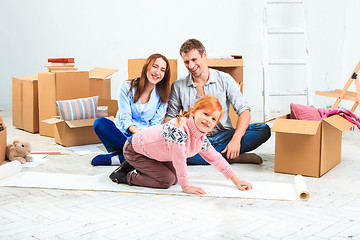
[
  {"x1": 262, "y1": 0, "x2": 313, "y2": 121},
  {"x1": 316, "y1": 60, "x2": 360, "y2": 112}
]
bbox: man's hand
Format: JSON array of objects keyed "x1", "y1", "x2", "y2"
[
  {"x1": 221, "y1": 109, "x2": 250, "y2": 160},
  {"x1": 221, "y1": 140, "x2": 241, "y2": 160}
]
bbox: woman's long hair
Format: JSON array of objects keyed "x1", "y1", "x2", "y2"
[
  {"x1": 128, "y1": 53, "x2": 171, "y2": 103},
  {"x1": 176, "y1": 95, "x2": 223, "y2": 125}
]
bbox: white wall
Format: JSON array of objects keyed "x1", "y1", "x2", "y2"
[{"x1": 1, "y1": 0, "x2": 359, "y2": 116}]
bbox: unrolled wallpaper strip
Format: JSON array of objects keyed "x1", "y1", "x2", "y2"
[
  {"x1": 0, "y1": 161, "x2": 22, "y2": 181},
  {"x1": 0, "y1": 163, "x2": 310, "y2": 201}
]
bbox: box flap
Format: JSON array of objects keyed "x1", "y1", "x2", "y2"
[
  {"x1": 13, "y1": 76, "x2": 38, "y2": 81},
  {"x1": 206, "y1": 58, "x2": 243, "y2": 67},
  {"x1": 65, "y1": 118, "x2": 96, "y2": 128},
  {"x1": 276, "y1": 114, "x2": 290, "y2": 120},
  {"x1": 42, "y1": 118, "x2": 63, "y2": 124},
  {"x1": 89, "y1": 68, "x2": 118, "y2": 79},
  {"x1": 98, "y1": 99, "x2": 118, "y2": 116},
  {"x1": 323, "y1": 115, "x2": 354, "y2": 132},
  {"x1": 272, "y1": 118, "x2": 320, "y2": 135}
]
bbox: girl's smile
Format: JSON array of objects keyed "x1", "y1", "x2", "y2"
[{"x1": 192, "y1": 109, "x2": 221, "y2": 133}]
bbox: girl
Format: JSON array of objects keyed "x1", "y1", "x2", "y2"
[
  {"x1": 109, "y1": 95, "x2": 252, "y2": 195},
  {"x1": 91, "y1": 53, "x2": 171, "y2": 166}
]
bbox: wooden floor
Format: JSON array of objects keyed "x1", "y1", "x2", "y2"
[{"x1": 1, "y1": 106, "x2": 360, "y2": 240}]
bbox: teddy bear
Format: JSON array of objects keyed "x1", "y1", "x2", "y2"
[{"x1": 6, "y1": 140, "x2": 33, "y2": 164}]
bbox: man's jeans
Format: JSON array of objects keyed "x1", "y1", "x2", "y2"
[{"x1": 187, "y1": 123, "x2": 271, "y2": 165}]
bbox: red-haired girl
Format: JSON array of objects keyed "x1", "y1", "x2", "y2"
[{"x1": 109, "y1": 95, "x2": 252, "y2": 195}]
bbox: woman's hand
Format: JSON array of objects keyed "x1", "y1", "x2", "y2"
[
  {"x1": 128, "y1": 125, "x2": 140, "y2": 134},
  {"x1": 181, "y1": 185, "x2": 206, "y2": 195},
  {"x1": 230, "y1": 176, "x2": 253, "y2": 191}
]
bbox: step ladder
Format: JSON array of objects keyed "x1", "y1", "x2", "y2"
[
  {"x1": 262, "y1": 0, "x2": 313, "y2": 121},
  {"x1": 316, "y1": 60, "x2": 360, "y2": 112}
]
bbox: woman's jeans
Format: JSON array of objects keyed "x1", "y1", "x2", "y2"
[
  {"x1": 93, "y1": 117, "x2": 128, "y2": 154},
  {"x1": 187, "y1": 123, "x2": 271, "y2": 165}
]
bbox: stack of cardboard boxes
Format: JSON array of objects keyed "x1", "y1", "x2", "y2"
[{"x1": 12, "y1": 67, "x2": 118, "y2": 147}]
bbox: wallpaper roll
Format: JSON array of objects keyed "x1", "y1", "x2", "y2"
[
  {"x1": 0, "y1": 161, "x2": 22, "y2": 181},
  {"x1": 294, "y1": 175, "x2": 310, "y2": 200},
  {"x1": 0, "y1": 165, "x2": 310, "y2": 201}
]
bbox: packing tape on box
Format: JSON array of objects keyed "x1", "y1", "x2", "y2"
[
  {"x1": 0, "y1": 161, "x2": 22, "y2": 181},
  {"x1": 294, "y1": 175, "x2": 310, "y2": 200}
]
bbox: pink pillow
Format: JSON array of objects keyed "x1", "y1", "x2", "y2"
[{"x1": 290, "y1": 103, "x2": 322, "y2": 121}]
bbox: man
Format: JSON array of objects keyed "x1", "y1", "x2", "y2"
[{"x1": 165, "y1": 38, "x2": 271, "y2": 164}]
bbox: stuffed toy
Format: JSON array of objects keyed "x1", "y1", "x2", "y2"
[{"x1": 6, "y1": 140, "x2": 33, "y2": 164}]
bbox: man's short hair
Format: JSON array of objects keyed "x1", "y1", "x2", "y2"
[{"x1": 179, "y1": 38, "x2": 206, "y2": 56}]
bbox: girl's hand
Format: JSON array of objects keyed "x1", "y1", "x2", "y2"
[
  {"x1": 230, "y1": 175, "x2": 253, "y2": 191},
  {"x1": 235, "y1": 181, "x2": 253, "y2": 191},
  {"x1": 182, "y1": 185, "x2": 206, "y2": 195}
]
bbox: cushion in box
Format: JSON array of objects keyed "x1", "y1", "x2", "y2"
[
  {"x1": 56, "y1": 96, "x2": 99, "y2": 121},
  {"x1": 290, "y1": 103, "x2": 322, "y2": 121}
]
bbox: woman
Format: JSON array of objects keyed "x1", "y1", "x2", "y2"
[{"x1": 91, "y1": 53, "x2": 171, "y2": 166}]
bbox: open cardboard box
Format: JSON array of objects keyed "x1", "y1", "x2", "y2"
[
  {"x1": 0, "y1": 114, "x2": 6, "y2": 165},
  {"x1": 38, "y1": 68, "x2": 117, "y2": 137},
  {"x1": 42, "y1": 117, "x2": 113, "y2": 147},
  {"x1": 38, "y1": 71, "x2": 90, "y2": 137},
  {"x1": 271, "y1": 114, "x2": 354, "y2": 177},
  {"x1": 89, "y1": 68, "x2": 117, "y2": 99},
  {"x1": 42, "y1": 99, "x2": 118, "y2": 147}
]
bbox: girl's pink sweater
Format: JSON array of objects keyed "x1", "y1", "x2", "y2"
[{"x1": 132, "y1": 116, "x2": 235, "y2": 186}]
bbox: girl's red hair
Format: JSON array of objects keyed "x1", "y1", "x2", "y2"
[{"x1": 176, "y1": 95, "x2": 223, "y2": 125}]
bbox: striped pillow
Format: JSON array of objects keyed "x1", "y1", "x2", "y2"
[
  {"x1": 96, "y1": 106, "x2": 108, "y2": 117},
  {"x1": 56, "y1": 96, "x2": 99, "y2": 121}
]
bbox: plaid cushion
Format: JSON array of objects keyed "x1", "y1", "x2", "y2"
[{"x1": 56, "y1": 96, "x2": 99, "y2": 121}]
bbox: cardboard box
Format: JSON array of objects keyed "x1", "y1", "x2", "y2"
[
  {"x1": 128, "y1": 59, "x2": 178, "y2": 85},
  {"x1": 38, "y1": 71, "x2": 90, "y2": 137},
  {"x1": 12, "y1": 76, "x2": 39, "y2": 133},
  {"x1": 271, "y1": 114, "x2": 354, "y2": 177},
  {"x1": 43, "y1": 116, "x2": 116, "y2": 147},
  {"x1": 89, "y1": 68, "x2": 118, "y2": 99},
  {"x1": 207, "y1": 58, "x2": 243, "y2": 92},
  {"x1": 0, "y1": 114, "x2": 6, "y2": 165},
  {"x1": 43, "y1": 118, "x2": 100, "y2": 147},
  {"x1": 98, "y1": 99, "x2": 118, "y2": 117},
  {"x1": 43, "y1": 100, "x2": 118, "y2": 147},
  {"x1": 38, "y1": 68, "x2": 118, "y2": 137},
  {"x1": 207, "y1": 58, "x2": 243, "y2": 128}
]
